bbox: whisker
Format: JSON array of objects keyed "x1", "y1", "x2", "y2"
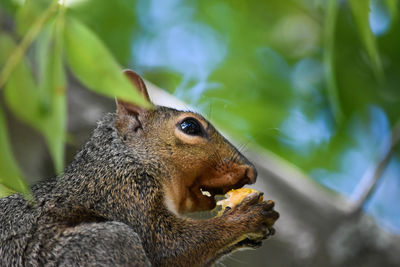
[
  {"x1": 208, "y1": 151, "x2": 220, "y2": 171},
  {"x1": 239, "y1": 140, "x2": 251, "y2": 154},
  {"x1": 229, "y1": 146, "x2": 241, "y2": 164},
  {"x1": 206, "y1": 101, "x2": 213, "y2": 121},
  {"x1": 213, "y1": 146, "x2": 224, "y2": 167}
]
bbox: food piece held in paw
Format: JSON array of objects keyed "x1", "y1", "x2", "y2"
[
  {"x1": 216, "y1": 188, "x2": 276, "y2": 245},
  {"x1": 216, "y1": 188, "x2": 263, "y2": 216}
]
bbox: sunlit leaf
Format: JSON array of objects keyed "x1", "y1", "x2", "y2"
[
  {"x1": 16, "y1": 0, "x2": 48, "y2": 35},
  {"x1": 3, "y1": 35, "x2": 43, "y2": 129},
  {"x1": 64, "y1": 16, "x2": 151, "y2": 108},
  {"x1": 0, "y1": 36, "x2": 30, "y2": 198},
  {"x1": 68, "y1": 0, "x2": 137, "y2": 64},
  {"x1": 37, "y1": 19, "x2": 56, "y2": 115},
  {"x1": 0, "y1": 0, "x2": 58, "y2": 89},
  {"x1": 348, "y1": 0, "x2": 383, "y2": 80},
  {"x1": 37, "y1": 14, "x2": 67, "y2": 173},
  {"x1": 0, "y1": 33, "x2": 16, "y2": 66},
  {"x1": 4, "y1": 19, "x2": 67, "y2": 174},
  {"x1": 0, "y1": 184, "x2": 16, "y2": 198},
  {"x1": 323, "y1": 0, "x2": 343, "y2": 123},
  {"x1": 0, "y1": 105, "x2": 31, "y2": 199}
]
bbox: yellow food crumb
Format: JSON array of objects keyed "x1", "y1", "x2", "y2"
[{"x1": 217, "y1": 188, "x2": 263, "y2": 215}]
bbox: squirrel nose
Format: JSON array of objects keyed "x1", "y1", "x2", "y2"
[{"x1": 245, "y1": 165, "x2": 257, "y2": 184}]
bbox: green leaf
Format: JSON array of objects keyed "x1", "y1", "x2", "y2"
[
  {"x1": 3, "y1": 35, "x2": 43, "y2": 129},
  {"x1": 323, "y1": 0, "x2": 343, "y2": 124},
  {"x1": 4, "y1": 19, "x2": 67, "y2": 174},
  {"x1": 37, "y1": 19, "x2": 56, "y2": 116},
  {"x1": 0, "y1": 33, "x2": 16, "y2": 66},
  {"x1": 16, "y1": 0, "x2": 46, "y2": 35},
  {"x1": 348, "y1": 0, "x2": 383, "y2": 81},
  {"x1": 0, "y1": 105, "x2": 31, "y2": 199},
  {"x1": 0, "y1": 0, "x2": 58, "y2": 89},
  {"x1": 68, "y1": 0, "x2": 137, "y2": 65},
  {"x1": 0, "y1": 184, "x2": 16, "y2": 198},
  {"x1": 0, "y1": 37, "x2": 36, "y2": 194},
  {"x1": 385, "y1": 0, "x2": 398, "y2": 19},
  {"x1": 64, "y1": 16, "x2": 152, "y2": 108},
  {"x1": 37, "y1": 15, "x2": 67, "y2": 173}
]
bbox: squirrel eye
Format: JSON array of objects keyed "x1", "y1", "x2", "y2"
[{"x1": 180, "y1": 118, "x2": 203, "y2": 136}]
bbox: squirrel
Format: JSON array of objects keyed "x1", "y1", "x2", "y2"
[{"x1": 0, "y1": 70, "x2": 279, "y2": 267}]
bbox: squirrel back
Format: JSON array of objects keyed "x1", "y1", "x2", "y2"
[{"x1": 0, "y1": 70, "x2": 279, "y2": 266}]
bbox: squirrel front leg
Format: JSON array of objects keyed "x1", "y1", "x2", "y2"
[
  {"x1": 146, "y1": 193, "x2": 279, "y2": 267},
  {"x1": 205, "y1": 220, "x2": 276, "y2": 266}
]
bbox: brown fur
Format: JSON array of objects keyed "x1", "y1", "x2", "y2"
[{"x1": 0, "y1": 70, "x2": 279, "y2": 266}]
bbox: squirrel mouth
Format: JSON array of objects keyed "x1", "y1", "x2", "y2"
[
  {"x1": 200, "y1": 188, "x2": 214, "y2": 197},
  {"x1": 192, "y1": 186, "x2": 222, "y2": 211},
  {"x1": 199, "y1": 185, "x2": 236, "y2": 198},
  {"x1": 183, "y1": 165, "x2": 257, "y2": 213},
  {"x1": 200, "y1": 187, "x2": 223, "y2": 197},
  {"x1": 192, "y1": 177, "x2": 253, "y2": 211}
]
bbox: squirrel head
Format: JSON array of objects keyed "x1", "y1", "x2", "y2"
[{"x1": 115, "y1": 70, "x2": 257, "y2": 214}]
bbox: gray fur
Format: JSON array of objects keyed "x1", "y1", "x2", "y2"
[{"x1": 0, "y1": 108, "x2": 278, "y2": 267}]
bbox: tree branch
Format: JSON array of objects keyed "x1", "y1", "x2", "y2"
[{"x1": 352, "y1": 121, "x2": 400, "y2": 213}]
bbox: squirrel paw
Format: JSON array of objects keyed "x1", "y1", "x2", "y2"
[{"x1": 225, "y1": 192, "x2": 279, "y2": 243}]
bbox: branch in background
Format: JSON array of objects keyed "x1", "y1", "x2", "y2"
[
  {"x1": 352, "y1": 121, "x2": 400, "y2": 214},
  {"x1": 0, "y1": 0, "x2": 58, "y2": 89}
]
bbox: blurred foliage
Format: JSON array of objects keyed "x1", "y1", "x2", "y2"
[
  {"x1": 0, "y1": 0, "x2": 150, "y2": 198},
  {"x1": 0, "y1": 104, "x2": 30, "y2": 199},
  {"x1": 0, "y1": 0, "x2": 399, "y2": 231}
]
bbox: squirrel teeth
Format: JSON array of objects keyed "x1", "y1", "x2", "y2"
[{"x1": 200, "y1": 188, "x2": 212, "y2": 197}]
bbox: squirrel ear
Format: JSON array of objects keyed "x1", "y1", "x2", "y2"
[
  {"x1": 123, "y1": 69, "x2": 151, "y2": 102},
  {"x1": 116, "y1": 70, "x2": 151, "y2": 116}
]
